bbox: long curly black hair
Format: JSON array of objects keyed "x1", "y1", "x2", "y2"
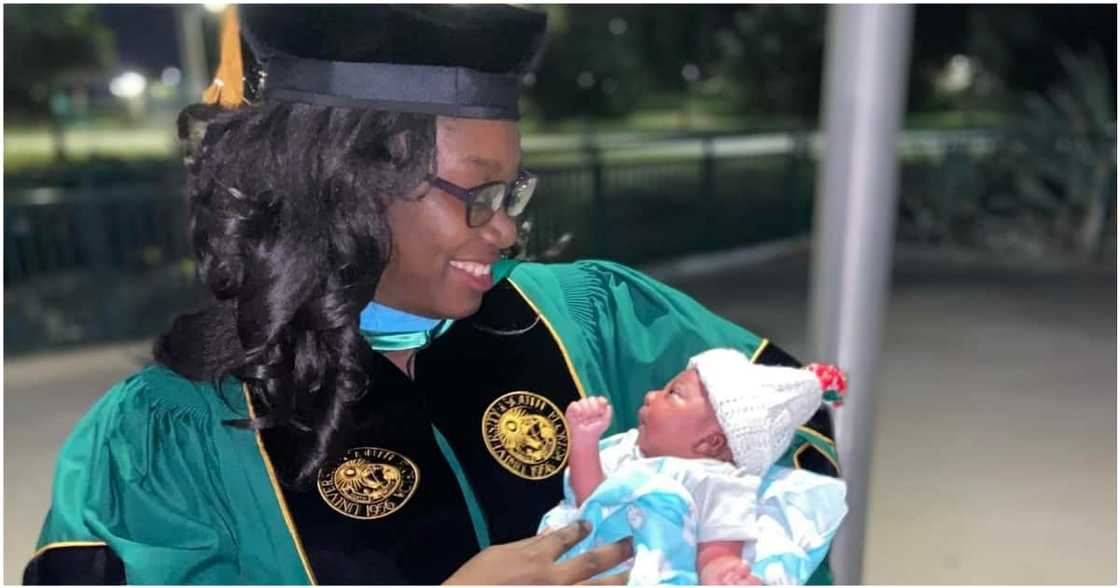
[{"x1": 156, "y1": 101, "x2": 436, "y2": 486}]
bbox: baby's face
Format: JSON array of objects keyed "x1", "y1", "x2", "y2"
[{"x1": 636, "y1": 367, "x2": 723, "y2": 459}]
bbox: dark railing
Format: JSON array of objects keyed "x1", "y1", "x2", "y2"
[
  {"x1": 5, "y1": 130, "x2": 999, "y2": 355},
  {"x1": 521, "y1": 133, "x2": 817, "y2": 265},
  {"x1": 5, "y1": 182, "x2": 189, "y2": 283}
]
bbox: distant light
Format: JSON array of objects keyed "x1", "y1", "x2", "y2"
[
  {"x1": 577, "y1": 71, "x2": 595, "y2": 89},
  {"x1": 681, "y1": 63, "x2": 701, "y2": 83},
  {"x1": 203, "y1": 3, "x2": 227, "y2": 14},
  {"x1": 608, "y1": 18, "x2": 628, "y2": 36},
  {"x1": 941, "y1": 54, "x2": 975, "y2": 93},
  {"x1": 110, "y1": 71, "x2": 147, "y2": 98},
  {"x1": 523, "y1": 72, "x2": 537, "y2": 87},
  {"x1": 161, "y1": 67, "x2": 182, "y2": 86}
]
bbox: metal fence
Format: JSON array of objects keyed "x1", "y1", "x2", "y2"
[
  {"x1": 4, "y1": 130, "x2": 1000, "y2": 354},
  {"x1": 521, "y1": 134, "x2": 819, "y2": 264},
  {"x1": 6, "y1": 183, "x2": 191, "y2": 283}
]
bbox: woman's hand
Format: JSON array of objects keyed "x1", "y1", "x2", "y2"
[{"x1": 443, "y1": 522, "x2": 632, "y2": 585}]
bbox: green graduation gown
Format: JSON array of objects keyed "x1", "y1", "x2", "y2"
[{"x1": 25, "y1": 260, "x2": 840, "y2": 584}]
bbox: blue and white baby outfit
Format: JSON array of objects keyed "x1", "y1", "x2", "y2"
[
  {"x1": 538, "y1": 430, "x2": 847, "y2": 585},
  {"x1": 538, "y1": 349, "x2": 850, "y2": 585}
]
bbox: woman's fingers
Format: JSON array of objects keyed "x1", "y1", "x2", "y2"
[
  {"x1": 555, "y1": 537, "x2": 633, "y2": 584},
  {"x1": 537, "y1": 521, "x2": 591, "y2": 556}
]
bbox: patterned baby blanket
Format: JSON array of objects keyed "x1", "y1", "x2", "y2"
[{"x1": 538, "y1": 456, "x2": 847, "y2": 585}]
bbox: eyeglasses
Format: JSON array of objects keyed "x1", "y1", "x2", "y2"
[{"x1": 427, "y1": 170, "x2": 538, "y2": 228}]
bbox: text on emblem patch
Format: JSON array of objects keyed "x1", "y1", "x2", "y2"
[
  {"x1": 482, "y1": 391, "x2": 569, "y2": 480},
  {"x1": 317, "y1": 447, "x2": 419, "y2": 520}
]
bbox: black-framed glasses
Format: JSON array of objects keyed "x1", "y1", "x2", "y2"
[{"x1": 427, "y1": 170, "x2": 538, "y2": 228}]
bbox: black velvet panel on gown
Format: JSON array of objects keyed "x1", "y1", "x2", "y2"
[{"x1": 259, "y1": 281, "x2": 583, "y2": 583}]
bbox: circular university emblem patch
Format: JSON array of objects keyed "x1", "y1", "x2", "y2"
[
  {"x1": 317, "y1": 447, "x2": 419, "y2": 520},
  {"x1": 482, "y1": 391, "x2": 569, "y2": 480}
]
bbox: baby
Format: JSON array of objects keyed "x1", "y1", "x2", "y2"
[{"x1": 553, "y1": 348, "x2": 848, "y2": 585}]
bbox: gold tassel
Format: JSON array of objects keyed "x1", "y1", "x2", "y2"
[{"x1": 202, "y1": 6, "x2": 244, "y2": 109}]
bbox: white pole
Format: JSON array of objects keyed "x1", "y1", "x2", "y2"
[
  {"x1": 808, "y1": 4, "x2": 914, "y2": 585},
  {"x1": 175, "y1": 5, "x2": 209, "y2": 104}
]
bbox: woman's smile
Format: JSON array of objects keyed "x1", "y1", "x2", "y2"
[
  {"x1": 449, "y1": 259, "x2": 494, "y2": 292},
  {"x1": 374, "y1": 117, "x2": 521, "y2": 319}
]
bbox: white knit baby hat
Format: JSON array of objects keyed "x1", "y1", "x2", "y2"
[{"x1": 689, "y1": 348, "x2": 827, "y2": 476}]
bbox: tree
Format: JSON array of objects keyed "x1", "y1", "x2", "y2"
[
  {"x1": 526, "y1": 5, "x2": 828, "y2": 124},
  {"x1": 708, "y1": 6, "x2": 826, "y2": 120},
  {"x1": 4, "y1": 5, "x2": 116, "y2": 160},
  {"x1": 906, "y1": 5, "x2": 1117, "y2": 116},
  {"x1": 527, "y1": 5, "x2": 652, "y2": 121},
  {"x1": 1000, "y1": 47, "x2": 1116, "y2": 261}
]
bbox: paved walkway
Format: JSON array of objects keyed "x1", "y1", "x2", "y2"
[{"x1": 5, "y1": 249, "x2": 1116, "y2": 584}]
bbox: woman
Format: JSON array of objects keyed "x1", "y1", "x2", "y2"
[{"x1": 24, "y1": 5, "x2": 839, "y2": 584}]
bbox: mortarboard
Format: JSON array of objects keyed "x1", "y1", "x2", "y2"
[{"x1": 204, "y1": 4, "x2": 548, "y2": 121}]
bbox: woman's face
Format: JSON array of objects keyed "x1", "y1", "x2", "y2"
[{"x1": 375, "y1": 116, "x2": 521, "y2": 319}]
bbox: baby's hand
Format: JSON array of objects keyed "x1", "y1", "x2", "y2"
[
  {"x1": 565, "y1": 396, "x2": 613, "y2": 443},
  {"x1": 700, "y1": 558, "x2": 762, "y2": 586}
]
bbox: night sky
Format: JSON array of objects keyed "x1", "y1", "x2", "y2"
[{"x1": 96, "y1": 5, "x2": 201, "y2": 76}]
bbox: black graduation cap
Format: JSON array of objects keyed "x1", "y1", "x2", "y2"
[{"x1": 234, "y1": 4, "x2": 548, "y2": 120}]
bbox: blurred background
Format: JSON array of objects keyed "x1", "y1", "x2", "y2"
[{"x1": 4, "y1": 4, "x2": 1116, "y2": 584}]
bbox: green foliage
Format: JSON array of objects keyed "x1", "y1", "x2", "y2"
[
  {"x1": 526, "y1": 5, "x2": 828, "y2": 122},
  {"x1": 993, "y1": 47, "x2": 1116, "y2": 259},
  {"x1": 899, "y1": 47, "x2": 1117, "y2": 261},
  {"x1": 524, "y1": 5, "x2": 1114, "y2": 125},
  {"x1": 709, "y1": 6, "x2": 826, "y2": 119},
  {"x1": 906, "y1": 5, "x2": 1116, "y2": 115},
  {"x1": 897, "y1": 148, "x2": 994, "y2": 246},
  {"x1": 4, "y1": 5, "x2": 116, "y2": 118},
  {"x1": 528, "y1": 6, "x2": 652, "y2": 120}
]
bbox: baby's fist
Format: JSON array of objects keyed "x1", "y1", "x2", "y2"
[{"x1": 565, "y1": 396, "x2": 613, "y2": 441}]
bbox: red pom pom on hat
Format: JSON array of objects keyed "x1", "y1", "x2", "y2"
[{"x1": 805, "y1": 363, "x2": 847, "y2": 407}]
